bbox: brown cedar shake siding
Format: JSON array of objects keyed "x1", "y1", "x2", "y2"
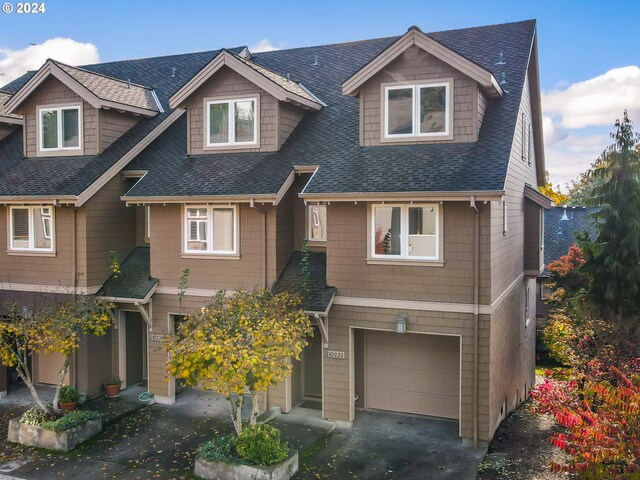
[{"x1": 359, "y1": 44, "x2": 480, "y2": 147}]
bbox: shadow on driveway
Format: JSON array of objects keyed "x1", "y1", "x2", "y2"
[{"x1": 296, "y1": 410, "x2": 485, "y2": 480}]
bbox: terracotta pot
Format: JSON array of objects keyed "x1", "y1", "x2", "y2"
[
  {"x1": 105, "y1": 383, "x2": 120, "y2": 398},
  {"x1": 58, "y1": 401, "x2": 78, "y2": 411}
]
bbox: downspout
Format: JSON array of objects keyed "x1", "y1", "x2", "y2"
[
  {"x1": 250, "y1": 199, "x2": 267, "y2": 289},
  {"x1": 470, "y1": 197, "x2": 480, "y2": 449},
  {"x1": 71, "y1": 206, "x2": 78, "y2": 388}
]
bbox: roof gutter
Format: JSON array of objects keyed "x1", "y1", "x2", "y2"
[
  {"x1": 299, "y1": 190, "x2": 505, "y2": 203},
  {"x1": 98, "y1": 282, "x2": 158, "y2": 305},
  {"x1": 0, "y1": 196, "x2": 76, "y2": 205},
  {"x1": 123, "y1": 193, "x2": 278, "y2": 206}
]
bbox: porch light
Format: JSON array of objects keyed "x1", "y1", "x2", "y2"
[{"x1": 396, "y1": 315, "x2": 407, "y2": 334}]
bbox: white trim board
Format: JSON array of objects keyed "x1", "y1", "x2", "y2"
[
  {"x1": 334, "y1": 272, "x2": 525, "y2": 316},
  {"x1": 0, "y1": 283, "x2": 101, "y2": 295}
]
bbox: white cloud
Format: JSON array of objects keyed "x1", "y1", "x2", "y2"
[
  {"x1": 542, "y1": 65, "x2": 640, "y2": 187},
  {"x1": 545, "y1": 131, "x2": 610, "y2": 189},
  {"x1": 542, "y1": 66, "x2": 640, "y2": 129},
  {"x1": 249, "y1": 39, "x2": 280, "y2": 53},
  {"x1": 0, "y1": 38, "x2": 99, "y2": 83}
]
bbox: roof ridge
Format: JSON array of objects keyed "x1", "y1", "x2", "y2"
[
  {"x1": 79, "y1": 46, "x2": 243, "y2": 69},
  {"x1": 51, "y1": 58, "x2": 154, "y2": 91}
]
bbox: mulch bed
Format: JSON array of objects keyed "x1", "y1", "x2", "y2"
[{"x1": 476, "y1": 399, "x2": 570, "y2": 480}]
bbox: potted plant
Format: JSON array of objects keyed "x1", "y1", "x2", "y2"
[
  {"x1": 104, "y1": 376, "x2": 121, "y2": 398},
  {"x1": 58, "y1": 385, "x2": 78, "y2": 411}
]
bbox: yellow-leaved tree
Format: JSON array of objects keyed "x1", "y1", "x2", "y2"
[
  {"x1": 163, "y1": 289, "x2": 312, "y2": 435},
  {"x1": 0, "y1": 297, "x2": 113, "y2": 414}
]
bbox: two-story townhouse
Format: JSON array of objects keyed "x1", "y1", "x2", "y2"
[{"x1": 0, "y1": 20, "x2": 550, "y2": 447}]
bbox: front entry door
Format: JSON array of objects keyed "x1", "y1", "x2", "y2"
[
  {"x1": 303, "y1": 327, "x2": 322, "y2": 399},
  {"x1": 125, "y1": 312, "x2": 145, "y2": 387}
]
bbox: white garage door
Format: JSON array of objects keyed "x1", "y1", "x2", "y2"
[{"x1": 365, "y1": 331, "x2": 460, "y2": 419}]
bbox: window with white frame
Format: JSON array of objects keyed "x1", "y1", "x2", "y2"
[
  {"x1": 39, "y1": 105, "x2": 81, "y2": 151},
  {"x1": 384, "y1": 82, "x2": 450, "y2": 138},
  {"x1": 184, "y1": 205, "x2": 237, "y2": 254},
  {"x1": 10, "y1": 206, "x2": 54, "y2": 252},
  {"x1": 371, "y1": 204, "x2": 440, "y2": 260},
  {"x1": 206, "y1": 97, "x2": 257, "y2": 146},
  {"x1": 308, "y1": 204, "x2": 327, "y2": 242}
]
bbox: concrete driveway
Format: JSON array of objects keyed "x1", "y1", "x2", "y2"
[{"x1": 296, "y1": 410, "x2": 486, "y2": 480}]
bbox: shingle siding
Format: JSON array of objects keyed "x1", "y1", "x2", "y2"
[
  {"x1": 100, "y1": 110, "x2": 140, "y2": 152},
  {"x1": 186, "y1": 66, "x2": 278, "y2": 154},
  {"x1": 360, "y1": 44, "x2": 478, "y2": 147}
]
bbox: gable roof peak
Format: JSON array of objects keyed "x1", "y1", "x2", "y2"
[{"x1": 342, "y1": 25, "x2": 504, "y2": 98}]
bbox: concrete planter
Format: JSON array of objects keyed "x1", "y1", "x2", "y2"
[
  {"x1": 7, "y1": 417, "x2": 102, "y2": 452},
  {"x1": 194, "y1": 449, "x2": 298, "y2": 480}
]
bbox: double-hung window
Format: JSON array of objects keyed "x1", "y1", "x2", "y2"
[
  {"x1": 39, "y1": 105, "x2": 81, "y2": 152},
  {"x1": 9, "y1": 206, "x2": 54, "y2": 252},
  {"x1": 184, "y1": 205, "x2": 237, "y2": 255},
  {"x1": 371, "y1": 203, "x2": 440, "y2": 260},
  {"x1": 206, "y1": 97, "x2": 257, "y2": 147},
  {"x1": 384, "y1": 82, "x2": 451, "y2": 139},
  {"x1": 308, "y1": 205, "x2": 327, "y2": 242}
]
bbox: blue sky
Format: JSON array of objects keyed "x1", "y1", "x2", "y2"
[{"x1": 1, "y1": 0, "x2": 639, "y2": 186}]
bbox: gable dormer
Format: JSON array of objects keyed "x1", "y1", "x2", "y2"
[
  {"x1": 3, "y1": 59, "x2": 161, "y2": 157},
  {"x1": 343, "y1": 26, "x2": 502, "y2": 147},
  {"x1": 169, "y1": 49, "x2": 322, "y2": 155}
]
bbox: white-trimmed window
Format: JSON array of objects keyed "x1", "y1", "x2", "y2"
[
  {"x1": 384, "y1": 82, "x2": 450, "y2": 138},
  {"x1": 371, "y1": 203, "x2": 440, "y2": 260},
  {"x1": 39, "y1": 105, "x2": 81, "y2": 151},
  {"x1": 308, "y1": 205, "x2": 327, "y2": 242},
  {"x1": 9, "y1": 206, "x2": 54, "y2": 252},
  {"x1": 206, "y1": 97, "x2": 257, "y2": 146},
  {"x1": 184, "y1": 205, "x2": 237, "y2": 255}
]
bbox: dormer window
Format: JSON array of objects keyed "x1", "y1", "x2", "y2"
[
  {"x1": 38, "y1": 105, "x2": 82, "y2": 152},
  {"x1": 206, "y1": 97, "x2": 258, "y2": 147},
  {"x1": 383, "y1": 81, "x2": 452, "y2": 140}
]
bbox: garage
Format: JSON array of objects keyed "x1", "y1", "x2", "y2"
[{"x1": 363, "y1": 330, "x2": 460, "y2": 419}]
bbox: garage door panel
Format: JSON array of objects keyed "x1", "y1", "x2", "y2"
[{"x1": 365, "y1": 331, "x2": 459, "y2": 419}]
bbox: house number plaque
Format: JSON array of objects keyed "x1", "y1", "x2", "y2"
[
  {"x1": 327, "y1": 350, "x2": 345, "y2": 359},
  {"x1": 151, "y1": 334, "x2": 166, "y2": 342}
]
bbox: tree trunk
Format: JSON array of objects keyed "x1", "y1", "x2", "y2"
[
  {"x1": 226, "y1": 394, "x2": 244, "y2": 436},
  {"x1": 16, "y1": 362, "x2": 46, "y2": 412},
  {"x1": 250, "y1": 390, "x2": 261, "y2": 426},
  {"x1": 52, "y1": 354, "x2": 72, "y2": 415}
]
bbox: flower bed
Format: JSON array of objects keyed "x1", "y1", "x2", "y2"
[{"x1": 7, "y1": 408, "x2": 102, "y2": 452}]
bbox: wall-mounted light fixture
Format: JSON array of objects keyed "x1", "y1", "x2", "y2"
[{"x1": 396, "y1": 315, "x2": 407, "y2": 334}]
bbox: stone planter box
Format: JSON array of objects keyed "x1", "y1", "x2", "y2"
[
  {"x1": 7, "y1": 417, "x2": 102, "y2": 452},
  {"x1": 194, "y1": 449, "x2": 298, "y2": 480}
]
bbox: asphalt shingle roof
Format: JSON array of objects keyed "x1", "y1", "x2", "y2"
[
  {"x1": 0, "y1": 48, "x2": 246, "y2": 197},
  {"x1": 125, "y1": 20, "x2": 536, "y2": 198},
  {"x1": 272, "y1": 251, "x2": 336, "y2": 313},
  {"x1": 543, "y1": 206, "x2": 599, "y2": 274},
  {"x1": 0, "y1": 20, "x2": 537, "y2": 199},
  {"x1": 0, "y1": 91, "x2": 21, "y2": 119},
  {"x1": 54, "y1": 60, "x2": 159, "y2": 112},
  {"x1": 97, "y1": 247, "x2": 157, "y2": 300}
]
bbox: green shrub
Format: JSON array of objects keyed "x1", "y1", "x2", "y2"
[
  {"x1": 58, "y1": 385, "x2": 78, "y2": 403},
  {"x1": 20, "y1": 407, "x2": 54, "y2": 426},
  {"x1": 235, "y1": 424, "x2": 288, "y2": 466},
  {"x1": 197, "y1": 435, "x2": 239, "y2": 464},
  {"x1": 41, "y1": 410, "x2": 101, "y2": 432}
]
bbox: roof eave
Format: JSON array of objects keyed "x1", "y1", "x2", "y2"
[
  {"x1": 122, "y1": 193, "x2": 278, "y2": 205},
  {"x1": 0, "y1": 115, "x2": 23, "y2": 125},
  {"x1": 0, "y1": 195, "x2": 77, "y2": 205},
  {"x1": 299, "y1": 190, "x2": 505, "y2": 203}
]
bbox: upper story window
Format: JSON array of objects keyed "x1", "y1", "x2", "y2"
[
  {"x1": 383, "y1": 81, "x2": 451, "y2": 139},
  {"x1": 39, "y1": 105, "x2": 81, "y2": 152},
  {"x1": 372, "y1": 203, "x2": 440, "y2": 260},
  {"x1": 308, "y1": 205, "x2": 327, "y2": 242},
  {"x1": 9, "y1": 205, "x2": 54, "y2": 252},
  {"x1": 184, "y1": 205, "x2": 237, "y2": 255},
  {"x1": 206, "y1": 97, "x2": 258, "y2": 147}
]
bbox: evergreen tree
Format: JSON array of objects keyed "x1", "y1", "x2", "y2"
[{"x1": 578, "y1": 111, "x2": 640, "y2": 314}]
